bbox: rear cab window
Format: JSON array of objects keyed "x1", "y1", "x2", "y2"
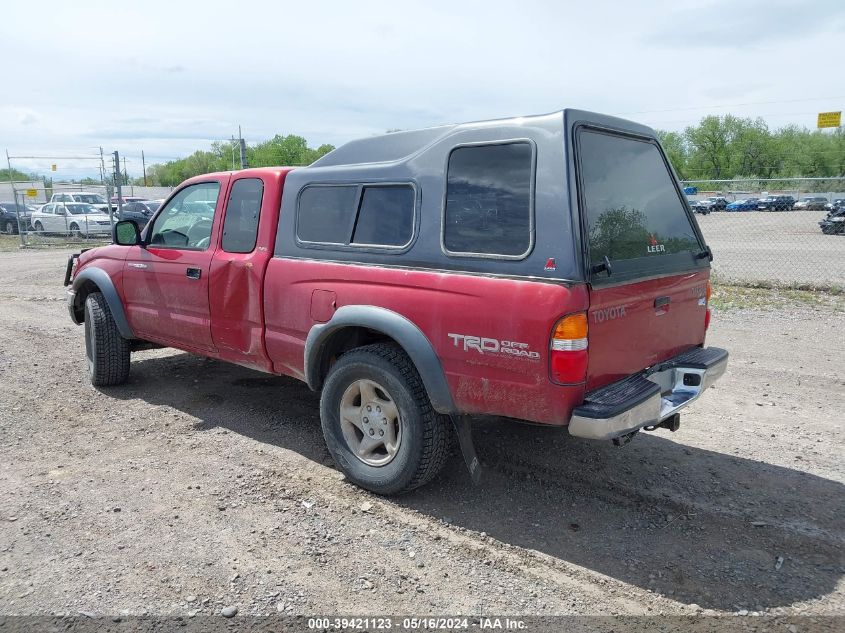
[
  {"x1": 576, "y1": 128, "x2": 706, "y2": 283},
  {"x1": 222, "y1": 178, "x2": 264, "y2": 253}
]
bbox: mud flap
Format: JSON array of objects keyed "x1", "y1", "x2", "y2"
[{"x1": 451, "y1": 415, "x2": 482, "y2": 485}]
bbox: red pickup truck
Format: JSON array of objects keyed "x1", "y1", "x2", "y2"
[{"x1": 65, "y1": 109, "x2": 727, "y2": 494}]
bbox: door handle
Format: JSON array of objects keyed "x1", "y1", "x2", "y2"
[{"x1": 186, "y1": 267, "x2": 202, "y2": 280}]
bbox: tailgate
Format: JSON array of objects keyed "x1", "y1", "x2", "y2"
[
  {"x1": 573, "y1": 125, "x2": 713, "y2": 392},
  {"x1": 586, "y1": 271, "x2": 709, "y2": 391}
]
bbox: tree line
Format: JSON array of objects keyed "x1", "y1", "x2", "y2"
[
  {"x1": 6, "y1": 116, "x2": 844, "y2": 189},
  {"x1": 138, "y1": 135, "x2": 336, "y2": 187},
  {"x1": 657, "y1": 115, "x2": 844, "y2": 184}
]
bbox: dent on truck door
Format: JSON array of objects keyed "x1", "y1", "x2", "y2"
[
  {"x1": 122, "y1": 180, "x2": 225, "y2": 351},
  {"x1": 208, "y1": 176, "x2": 274, "y2": 370}
]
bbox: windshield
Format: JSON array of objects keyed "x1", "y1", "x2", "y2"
[
  {"x1": 579, "y1": 129, "x2": 704, "y2": 280},
  {"x1": 74, "y1": 194, "x2": 106, "y2": 204}
]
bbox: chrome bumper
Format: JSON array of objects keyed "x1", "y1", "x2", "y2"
[{"x1": 568, "y1": 347, "x2": 728, "y2": 441}]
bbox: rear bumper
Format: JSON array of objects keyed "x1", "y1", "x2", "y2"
[{"x1": 568, "y1": 347, "x2": 728, "y2": 440}]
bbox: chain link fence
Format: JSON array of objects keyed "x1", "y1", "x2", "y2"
[
  {"x1": 3, "y1": 171, "x2": 843, "y2": 288},
  {"x1": 1, "y1": 182, "x2": 173, "y2": 249},
  {"x1": 683, "y1": 178, "x2": 845, "y2": 288}
]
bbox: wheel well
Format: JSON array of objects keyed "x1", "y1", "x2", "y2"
[
  {"x1": 314, "y1": 326, "x2": 397, "y2": 389},
  {"x1": 72, "y1": 280, "x2": 99, "y2": 322}
]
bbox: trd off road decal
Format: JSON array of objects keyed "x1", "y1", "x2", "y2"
[
  {"x1": 448, "y1": 334, "x2": 540, "y2": 360},
  {"x1": 647, "y1": 233, "x2": 666, "y2": 253}
]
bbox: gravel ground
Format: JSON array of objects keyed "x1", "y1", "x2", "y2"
[
  {"x1": 697, "y1": 210, "x2": 844, "y2": 287},
  {"x1": 0, "y1": 249, "x2": 842, "y2": 621}
]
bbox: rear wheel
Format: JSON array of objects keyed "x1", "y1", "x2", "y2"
[
  {"x1": 84, "y1": 291, "x2": 130, "y2": 386},
  {"x1": 320, "y1": 343, "x2": 450, "y2": 495},
  {"x1": 4, "y1": 220, "x2": 15, "y2": 235}
]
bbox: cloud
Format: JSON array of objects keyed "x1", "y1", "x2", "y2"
[
  {"x1": 0, "y1": 0, "x2": 843, "y2": 180},
  {"x1": 650, "y1": 0, "x2": 845, "y2": 48},
  {"x1": 18, "y1": 111, "x2": 39, "y2": 125}
]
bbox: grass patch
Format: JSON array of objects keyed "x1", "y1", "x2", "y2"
[
  {"x1": 0, "y1": 234, "x2": 108, "y2": 252},
  {"x1": 710, "y1": 271, "x2": 843, "y2": 295},
  {"x1": 0, "y1": 234, "x2": 24, "y2": 251},
  {"x1": 711, "y1": 283, "x2": 844, "y2": 312}
]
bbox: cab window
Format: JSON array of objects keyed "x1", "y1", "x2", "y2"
[
  {"x1": 147, "y1": 182, "x2": 221, "y2": 250},
  {"x1": 222, "y1": 178, "x2": 264, "y2": 253}
]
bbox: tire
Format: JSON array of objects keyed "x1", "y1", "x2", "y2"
[
  {"x1": 33, "y1": 221, "x2": 43, "y2": 233},
  {"x1": 320, "y1": 343, "x2": 450, "y2": 495},
  {"x1": 84, "y1": 291, "x2": 130, "y2": 386},
  {"x1": 4, "y1": 220, "x2": 15, "y2": 235},
  {"x1": 69, "y1": 223, "x2": 83, "y2": 239}
]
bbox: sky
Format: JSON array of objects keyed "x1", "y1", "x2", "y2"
[{"x1": 1, "y1": 0, "x2": 844, "y2": 179}]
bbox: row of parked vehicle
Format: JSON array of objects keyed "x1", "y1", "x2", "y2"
[
  {"x1": 0, "y1": 192, "x2": 162, "y2": 237},
  {"x1": 689, "y1": 195, "x2": 842, "y2": 214}
]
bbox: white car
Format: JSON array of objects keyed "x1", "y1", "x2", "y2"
[
  {"x1": 50, "y1": 191, "x2": 111, "y2": 214},
  {"x1": 30, "y1": 203, "x2": 112, "y2": 238}
]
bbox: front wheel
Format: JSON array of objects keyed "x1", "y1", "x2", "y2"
[
  {"x1": 33, "y1": 221, "x2": 44, "y2": 233},
  {"x1": 69, "y1": 223, "x2": 83, "y2": 239},
  {"x1": 4, "y1": 220, "x2": 15, "y2": 235},
  {"x1": 84, "y1": 291, "x2": 130, "y2": 386},
  {"x1": 320, "y1": 343, "x2": 450, "y2": 495}
]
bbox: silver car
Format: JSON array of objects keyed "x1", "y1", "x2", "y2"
[{"x1": 30, "y1": 203, "x2": 113, "y2": 238}]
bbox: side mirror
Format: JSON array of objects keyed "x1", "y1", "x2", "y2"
[{"x1": 114, "y1": 220, "x2": 141, "y2": 246}]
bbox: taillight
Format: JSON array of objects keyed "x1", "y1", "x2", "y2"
[
  {"x1": 550, "y1": 312, "x2": 588, "y2": 384},
  {"x1": 705, "y1": 280, "x2": 712, "y2": 330}
]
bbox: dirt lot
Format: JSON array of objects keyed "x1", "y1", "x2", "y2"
[{"x1": 0, "y1": 249, "x2": 843, "y2": 620}]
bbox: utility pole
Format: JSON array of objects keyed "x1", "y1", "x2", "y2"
[
  {"x1": 6, "y1": 149, "x2": 25, "y2": 247},
  {"x1": 112, "y1": 151, "x2": 121, "y2": 226},
  {"x1": 141, "y1": 150, "x2": 147, "y2": 186},
  {"x1": 238, "y1": 125, "x2": 248, "y2": 169}
]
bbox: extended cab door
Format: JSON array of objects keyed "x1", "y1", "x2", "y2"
[
  {"x1": 575, "y1": 127, "x2": 711, "y2": 391},
  {"x1": 122, "y1": 178, "x2": 228, "y2": 352},
  {"x1": 208, "y1": 174, "x2": 279, "y2": 371}
]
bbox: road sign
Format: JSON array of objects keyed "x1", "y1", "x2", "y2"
[
  {"x1": 51, "y1": 164, "x2": 57, "y2": 171},
  {"x1": 817, "y1": 112, "x2": 841, "y2": 128},
  {"x1": 25, "y1": 189, "x2": 37, "y2": 198}
]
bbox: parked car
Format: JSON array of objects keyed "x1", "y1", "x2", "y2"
[
  {"x1": 819, "y1": 208, "x2": 845, "y2": 235},
  {"x1": 725, "y1": 198, "x2": 759, "y2": 211},
  {"x1": 823, "y1": 199, "x2": 845, "y2": 215},
  {"x1": 794, "y1": 196, "x2": 828, "y2": 211},
  {"x1": 690, "y1": 196, "x2": 729, "y2": 214},
  {"x1": 63, "y1": 108, "x2": 727, "y2": 495},
  {"x1": 757, "y1": 195, "x2": 795, "y2": 211},
  {"x1": 50, "y1": 192, "x2": 111, "y2": 214},
  {"x1": 110, "y1": 195, "x2": 149, "y2": 209},
  {"x1": 0, "y1": 201, "x2": 35, "y2": 234},
  {"x1": 118, "y1": 201, "x2": 161, "y2": 230},
  {"x1": 31, "y1": 203, "x2": 112, "y2": 238}
]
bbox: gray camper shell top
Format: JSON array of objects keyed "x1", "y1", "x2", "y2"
[{"x1": 274, "y1": 108, "x2": 699, "y2": 283}]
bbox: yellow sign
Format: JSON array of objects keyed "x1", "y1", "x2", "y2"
[
  {"x1": 817, "y1": 111, "x2": 841, "y2": 128},
  {"x1": 51, "y1": 164, "x2": 57, "y2": 171},
  {"x1": 25, "y1": 189, "x2": 37, "y2": 198}
]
